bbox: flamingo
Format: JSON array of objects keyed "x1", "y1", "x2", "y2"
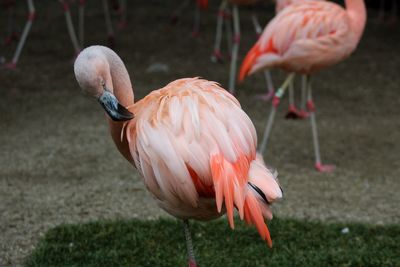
[
  {"x1": 74, "y1": 45, "x2": 283, "y2": 266},
  {"x1": 239, "y1": 0, "x2": 367, "y2": 172}
]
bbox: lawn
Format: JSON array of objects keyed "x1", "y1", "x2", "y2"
[{"x1": 25, "y1": 217, "x2": 400, "y2": 267}]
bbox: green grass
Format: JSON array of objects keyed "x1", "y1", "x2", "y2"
[{"x1": 25, "y1": 217, "x2": 399, "y2": 267}]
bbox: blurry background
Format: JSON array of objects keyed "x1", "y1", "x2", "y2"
[{"x1": 0, "y1": 0, "x2": 399, "y2": 265}]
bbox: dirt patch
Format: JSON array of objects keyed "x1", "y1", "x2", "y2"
[{"x1": 1, "y1": 1, "x2": 399, "y2": 266}]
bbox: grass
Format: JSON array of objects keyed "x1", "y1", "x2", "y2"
[{"x1": 25, "y1": 217, "x2": 399, "y2": 267}]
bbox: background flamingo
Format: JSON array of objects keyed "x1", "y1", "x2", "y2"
[
  {"x1": 239, "y1": 0, "x2": 367, "y2": 172},
  {"x1": 74, "y1": 45, "x2": 282, "y2": 267}
]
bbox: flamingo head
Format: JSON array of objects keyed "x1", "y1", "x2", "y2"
[{"x1": 74, "y1": 47, "x2": 133, "y2": 122}]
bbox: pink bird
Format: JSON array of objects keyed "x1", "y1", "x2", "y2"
[
  {"x1": 239, "y1": 0, "x2": 366, "y2": 172},
  {"x1": 74, "y1": 45, "x2": 282, "y2": 267}
]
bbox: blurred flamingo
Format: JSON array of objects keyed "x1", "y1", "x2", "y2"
[
  {"x1": 239, "y1": 0, "x2": 366, "y2": 172},
  {"x1": 74, "y1": 45, "x2": 282, "y2": 267}
]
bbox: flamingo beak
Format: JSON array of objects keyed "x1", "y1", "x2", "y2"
[{"x1": 98, "y1": 90, "x2": 134, "y2": 121}]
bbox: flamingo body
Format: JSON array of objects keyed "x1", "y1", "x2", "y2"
[
  {"x1": 123, "y1": 78, "x2": 281, "y2": 241},
  {"x1": 240, "y1": 0, "x2": 367, "y2": 78},
  {"x1": 74, "y1": 46, "x2": 282, "y2": 248}
]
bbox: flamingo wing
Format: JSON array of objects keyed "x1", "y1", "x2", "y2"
[{"x1": 124, "y1": 78, "x2": 256, "y2": 212}]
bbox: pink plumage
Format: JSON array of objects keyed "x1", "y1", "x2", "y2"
[{"x1": 240, "y1": 0, "x2": 367, "y2": 78}]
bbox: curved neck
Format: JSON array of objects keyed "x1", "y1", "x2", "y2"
[
  {"x1": 101, "y1": 47, "x2": 135, "y2": 163},
  {"x1": 345, "y1": 0, "x2": 367, "y2": 42}
]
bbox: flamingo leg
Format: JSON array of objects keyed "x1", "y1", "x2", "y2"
[
  {"x1": 285, "y1": 78, "x2": 302, "y2": 119},
  {"x1": 5, "y1": 0, "x2": 35, "y2": 69},
  {"x1": 102, "y1": 0, "x2": 115, "y2": 48},
  {"x1": 211, "y1": 0, "x2": 227, "y2": 63},
  {"x1": 306, "y1": 76, "x2": 335, "y2": 172},
  {"x1": 183, "y1": 220, "x2": 197, "y2": 267},
  {"x1": 60, "y1": 0, "x2": 81, "y2": 55},
  {"x1": 258, "y1": 74, "x2": 295, "y2": 154},
  {"x1": 224, "y1": 6, "x2": 233, "y2": 57},
  {"x1": 78, "y1": 0, "x2": 85, "y2": 47},
  {"x1": 228, "y1": 5, "x2": 240, "y2": 95}
]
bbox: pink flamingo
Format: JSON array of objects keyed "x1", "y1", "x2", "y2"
[
  {"x1": 239, "y1": 0, "x2": 367, "y2": 172},
  {"x1": 74, "y1": 45, "x2": 282, "y2": 267}
]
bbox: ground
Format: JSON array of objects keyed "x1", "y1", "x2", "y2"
[{"x1": 0, "y1": 1, "x2": 399, "y2": 266}]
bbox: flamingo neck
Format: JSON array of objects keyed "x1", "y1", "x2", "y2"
[
  {"x1": 100, "y1": 47, "x2": 135, "y2": 163},
  {"x1": 345, "y1": 0, "x2": 367, "y2": 42}
]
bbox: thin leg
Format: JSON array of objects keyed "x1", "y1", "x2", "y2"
[
  {"x1": 60, "y1": 0, "x2": 81, "y2": 55},
  {"x1": 296, "y1": 75, "x2": 310, "y2": 118},
  {"x1": 258, "y1": 74, "x2": 295, "y2": 154},
  {"x1": 251, "y1": 12, "x2": 262, "y2": 37},
  {"x1": 211, "y1": 0, "x2": 227, "y2": 63},
  {"x1": 285, "y1": 78, "x2": 302, "y2": 119},
  {"x1": 183, "y1": 220, "x2": 197, "y2": 267},
  {"x1": 78, "y1": 0, "x2": 85, "y2": 47},
  {"x1": 5, "y1": 0, "x2": 35, "y2": 68},
  {"x1": 254, "y1": 70, "x2": 275, "y2": 101},
  {"x1": 102, "y1": 0, "x2": 115, "y2": 48},
  {"x1": 224, "y1": 7, "x2": 233, "y2": 57},
  {"x1": 306, "y1": 76, "x2": 335, "y2": 172},
  {"x1": 228, "y1": 5, "x2": 240, "y2": 95}
]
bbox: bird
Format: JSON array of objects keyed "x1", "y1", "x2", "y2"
[
  {"x1": 239, "y1": 0, "x2": 367, "y2": 172},
  {"x1": 74, "y1": 45, "x2": 283, "y2": 267}
]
